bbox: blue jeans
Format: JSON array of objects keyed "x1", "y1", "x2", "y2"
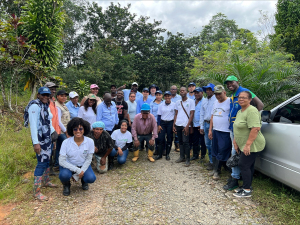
[
  {"x1": 230, "y1": 131, "x2": 240, "y2": 179},
  {"x1": 55, "y1": 133, "x2": 67, "y2": 167},
  {"x1": 109, "y1": 148, "x2": 129, "y2": 165},
  {"x1": 34, "y1": 157, "x2": 50, "y2": 176},
  {"x1": 59, "y1": 165, "x2": 96, "y2": 183},
  {"x1": 204, "y1": 122, "x2": 212, "y2": 163}
]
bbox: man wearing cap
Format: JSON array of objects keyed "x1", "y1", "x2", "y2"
[
  {"x1": 80, "y1": 84, "x2": 102, "y2": 107},
  {"x1": 223, "y1": 75, "x2": 264, "y2": 190},
  {"x1": 118, "y1": 82, "x2": 143, "y2": 102},
  {"x1": 112, "y1": 90, "x2": 128, "y2": 129},
  {"x1": 173, "y1": 87, "x2": 195, "y2": 167},
  {"x1": 190, "y1": 87, "x2": 206, "y2": 161},
  {"x1": 170, "y1": 85, "x2": 181, "y2": 152},
  {"x1": 96, "y1": 93, "x2": 119, "y2": 135},
  {"x1": 208, "y1": 85, "x2": 232, "y2": 180},
  {"x1": 131, "y1": 103, "x2": 158, "y2": 162},
  {"x1": 200, "y1": 83, "x2": 217, "y2": 170},
  {"x1": 66, "y1": 91, "x2": 80, "y2": 119},
  {"x1": 136, "y1": 88, "x2": 152, "y2": 114},
  {"x1": 110, "y1": 84, "x2": 117, "y2": 99},
  {"x1": 187, "y1": 82, "x2": 196, "y2": 100},
  {"x1": 148, "y1": 84, "x2": 159, "y2": 102},
  {"x1": 88, "y1": 121, "x2": 114, "y2": 173}
]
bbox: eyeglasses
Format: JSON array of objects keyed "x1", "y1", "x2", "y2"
[
  {"x1": 238, "y1": 97, "x2": 249, "y2": 100},
  {"x1": 41, "y1": 94, "x2": 50, "y2": 97},
  {"x1": 73, "y1": 127, "x2": 84, "y2": 131}
]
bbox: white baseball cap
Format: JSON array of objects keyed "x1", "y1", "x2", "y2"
[
  {"x1": 132, "y1": 82, "x2": 138, "y2": 86},
  {"x1": 69, "y1": 91, "x2": 79, "y2": 98}
]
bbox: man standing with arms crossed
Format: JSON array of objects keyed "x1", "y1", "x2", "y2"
[{"x1": 173, "y1": 87, "x2": 195, "y2": 167}]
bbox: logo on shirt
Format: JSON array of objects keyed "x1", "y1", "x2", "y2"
[{"x1": 83, "y1": 150, "x2": 88, "y2": 155}]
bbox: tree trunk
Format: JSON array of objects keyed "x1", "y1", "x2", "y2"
[
  {"x1": 0, "y1": 72, "x2": 8, "y2": 108},
  {"x1": 29, "y1": 81, "x2": 37, "y2": 101},
  {"x1": 8, "y1": 70, "x2": 15, "y2": 111},
  {"x1": 15, "y1": 74, "x2": 19, "y2": 113}
]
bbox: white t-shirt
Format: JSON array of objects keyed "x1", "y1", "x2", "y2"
[
  {"x1": 158, "y1": 102, "x2": 176, "y2": 121},
  {"x1": 60, "y1": 136, "x2": 94, "y2": 167},
  {"x1": 111, "y1": 129, "x2": 133, "y2": 149},
  {"x1": 211, "y1": 98, "x2": 230, "y2": 132},
  {"x1": 78, "y1": 106, "x2": 96, "y2": 129},
  {"x1": 175, "y1": 98, "x2": 195, "y2": 127}
]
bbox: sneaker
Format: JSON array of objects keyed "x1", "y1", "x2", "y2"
[
  {"x1": 234, "y1": 186, "x2": 253, "y2": 193},
  {"x1": 223, "y1": 178, "x2": 239, "y2": 190},
  {"x1": 233, "y1": 190, "x2": 252, "y2": 198}
]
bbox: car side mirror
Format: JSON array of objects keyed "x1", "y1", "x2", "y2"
[{"x1": 261, "y1": 110, "x2": 271, "y2": 123}]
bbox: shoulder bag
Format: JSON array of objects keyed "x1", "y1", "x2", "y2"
[{"x1": 180, "y1": 101, "x2": 194, "y2": 134}]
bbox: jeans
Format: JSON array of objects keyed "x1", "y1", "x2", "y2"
[
  {"x1": 34, "y1": 158, "x2": 50, "y2": 176},
  {"x1": 176, "y1": 125, "x2": 190, "y2": 159},
  {"x1": 204, "y1": 122, "x2": 212, "y2": 163},
  {"x1": 191, "y1": 127, "x2": 207, "y2": 158},
  {"x1": 109, "y1": 148, "x2": 129, "y2": 164},
  {"x1": 134, "y1": 134, "x2": 154, "y2": 151},
  {"x1": 59, "y1": 165, "x2": 96, "y2": 183},
  {"x1": 55, "y1": 133, "x2": 67, "y2": 167},
  {"x1": 238, "y1": 151, "x2": 258, "y2": 189},
  {"x1": 230, "y1": 131, "x2": 240, "y2": 179},
  {"x1": 211, "y1": 130, "x2": 231, "y2": 161},
  {"x1": 174, "y1": 134, "x2": 179, "y2": 144}
]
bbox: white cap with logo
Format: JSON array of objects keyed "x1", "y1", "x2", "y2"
[{"x1": 69, "y1": 91, "x2": 79, "y2": 98}]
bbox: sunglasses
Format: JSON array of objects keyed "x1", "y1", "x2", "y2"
[
  {"x1": 41, "y1": 94, "x2": 50, "y2": 97},
  {"x1": 73, "y1": 127, "x2": 84, "y2": 132}
]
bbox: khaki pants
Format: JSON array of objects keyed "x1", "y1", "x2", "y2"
[{"x1": 95, "y1": 155, "x2": 108, "y2": 174}]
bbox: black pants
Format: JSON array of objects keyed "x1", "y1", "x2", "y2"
[
  {"x1": 190, "y1": 127, "x2": 206, "y2": 158},
  {"x1": 238, "y1": 151, "x2": 258, "y2": 189},
  {"x1": 176, "y1": 125, "x2": 190, "y2": 159}
]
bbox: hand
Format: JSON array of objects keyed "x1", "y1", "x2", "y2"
[
  {"x1": 121, "y1": 84, "x2": 126, "y2": 89},
  {"x1": 173, "y1": 126, "x2": 177, "y2": 133},
  {"x1": 51, "y1": 131, "x2": 58, "y2": 142},
  {"x1": 78, "y1": 171, "x2": 84, "y2": 179},
  {"x1": 158, "y1": 125, "x2": 163, "y2": 133},
  {"x1": 94, "y1": 147, "x2": 98, "y2": 153},
  {"x1": 149, "y1": 139, "x2": 155, "y2": 146},
  {"x1": 117, "y1": 147, "x2": 123, "y2": 156},
  {"x1": 100, "y1": 157, "x2": 106, "y2": 166},
  {"x1": 208, "y1": 130, "x2": 213, "y2": 140},
  {"x1": 134, "y1": 140, "x2": 140, "y2": 147},
  {"x1": 33, "y1": 144, "x2": 41, "y2": 154},
  {"x1": 183, "y1": 126, "x2": 189, "y2": 136},
  {"x1": 128, "y1": 121, "x2": 132, "y2": 127},
  {"x1": 200, "y1": 129, "x2": 204, "y2": 135},
  {"x1": 243, "y1": 145, "x2": 251, "y2": 156},
  {"x1": 233, "y1": 139, "x2": 240, "y2": 153}
]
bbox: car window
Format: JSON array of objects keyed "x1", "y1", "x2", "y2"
[{"x1": 273, "y1": 98, "x2": 300, "y2": 124}]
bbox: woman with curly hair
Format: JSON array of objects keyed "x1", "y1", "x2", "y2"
[
  {"x1": 59, "y1": 118, "x2": 96, "y2": 196},
  {"x1": 78, "y1": 94, "x2": 97, "y2": 129}
]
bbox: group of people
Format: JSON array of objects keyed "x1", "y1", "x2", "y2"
[{"x1": 25, "y1": 76, "x2": 266, "y2": 200}]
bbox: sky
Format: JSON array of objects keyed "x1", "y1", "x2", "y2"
[{"x1": 91, "y1": 0, "x2": 277, "y2": 37}]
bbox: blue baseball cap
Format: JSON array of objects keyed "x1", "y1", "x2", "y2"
[
  {"x1": 188, "y1": 82, "x2": 196, "y2": 87},
  {"x1": 92, "y1": 121, "x2": 105, "y2": 129},
  {"x1": 155, "y1": 90, "x2": 163, "y2": 95},
  {"x1": 202, "y1": 83, "x2": 215, "y2": 93},
  {"x1": 38, "y1": 87, "x2": 51, "y2": 95},
  {"x1": 193, "y1": 87, "x2": 203, "y2": 93},
  {"x1": 164, "y1": 91, "x2": 171, "y2": 96},
  {"x1": 142, "y1": 88, "x2": 149, "y2": 92},
  {"x1": 141, "y1": 103, "x2": 150, "y2": 111}
]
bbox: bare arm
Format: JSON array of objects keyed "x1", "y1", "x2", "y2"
[
  {"x1": 243, "y1": 127, "x2": 261, "y2": 156},
  {"x1": 173, "y1": 110, "x2": 178, "y2": 132},
  {"x1": 117, "y1": 84, "x2": 126, "y2": 91},
  {"x1": 252, "y1": 96, "x2": 264, "y2": 111},
  {"x1": 208, "y1": 115, "x2": 213, "y2": 140},
  {"x1": 80, "y1": 96, "x2": 87, "y2": 107}
]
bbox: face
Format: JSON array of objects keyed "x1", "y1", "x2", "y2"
[
  {"x1": 57, "y1": 94, "x2": 67, "y2": 103},
  {"x1": 117, "y1": 91, "x2": 124, "y2": 99},
  {"x1": 170, "y1": 86, "x2": 177, "y2": 95},
  {"x1": 131, "y1": 85, "x2": 138, "y2": 92},
  {"x1": 155, "y1": 93, "x2": 162, "y2": 101},
  {"x1": 129, "y1": 93, "x2": 136, "y2": 102},
  {"x1": 238, "y1": 92, "x2": 251, "y2": 107},
  {"x1": 142, "y1": 91, "x2": 149, "y2": 98},
  {"x1": 88, "y1": 99, "x2": 96, "y2": 107},
  {"x1": 188, "y1": 85, "x2": 196, "y2": 93},
  {"x1": 141, "y1": 111, "x2": 149, "y2": 119},
  {"x1": 120, "y1": 122, "x2": 128, "y2": 133},
  {"x1": 70, "y1": 96, "x2": 78, "y2": 105},
  {"x1": 164, "y1": 94, "x2": 171, "y2": 102},
  {"x1": 91, "y1": 88, "x2": 99, "y2": 95},
  {"x1": 194, "y1": 91, "x2": 203, "y2": 100},
  {"x1": 150, "y1": 87, "x2": 156, "y2": 94},
  {"x1": 73, "y1": 125, "x2": 84, "y2": 138},
  {"x1": 226, "y1": 81, "x2": 239, "y2": 92},
  {"x1": 206, "y1": 88, "x2": 214, "y2": 98},
  {"x1": 37, "y1": 93, "x2": 50, "y2": 104},
  {"x1": 179, "y1": 87, "x2": 187, "y2": 98},
  {"x1": 93, "y1": 127, "x2": 103, "y2": 136},
  {"x1": 104, "y1": 95, "x2": 112, "y2": 105},
  {"x1": 49, "y1": 87, "x2": 56, "y2": 98},
  {"x1": 215, "y1": 91, "x2": 226, "y2": 102},
  {"x1": 111, "y1": 86, "x2": 116, "y2": 94}
]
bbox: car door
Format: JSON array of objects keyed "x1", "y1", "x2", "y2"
[{"x1": 255, "y1": 96, "x2": 300, "y2": 192}]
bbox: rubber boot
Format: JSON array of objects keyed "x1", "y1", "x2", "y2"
[
  {"x1": 213, "y1": 159, "x2": 220, "y2": 180},
  {"x1": 62, "y1": 181, "x2": 71, "y2": 196},
  {"x1": 209, "y1": 157, "x2": 217, "y2": 176},
  {"x1": 175, "y1": 143, "x2": 180, "y2": 152},
  {"x1": 175, "y1": 145, "x2": 185, "y2": 163},
  {"x1": 108, "y1": 156, "x2": 114, "y2": 171},
  {"x1": 33, "y1": 176, "x2": 48, "y2": 201},
  {"x1": 165, "y1": 145, "x2": 171, "y2": 160},
  {"x1": 191, "y1": 145, "x2": 200, "y2": 160},
  {"x1": 81, "y1": 179, "x2": 89, "y2": 190},
  {"x1": 132, "y1": 150, "x2": 139, "y2": 162},
  {"x1": 42, "y1": 167, "x2": 58, "y2": 188},
  {"x1": 148, "y1": 150, "x2": 155, "y2": 162},
  {"x1": 154, "y1": 144, "x2": 162, "y2": 160},
  {"x1": 185, "y1": 145, "x2": 190, "y2": 167}
]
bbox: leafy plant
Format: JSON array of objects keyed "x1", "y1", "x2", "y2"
[{"x1": 72, "y1": 79, "x2": 90, "y2": 98}]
